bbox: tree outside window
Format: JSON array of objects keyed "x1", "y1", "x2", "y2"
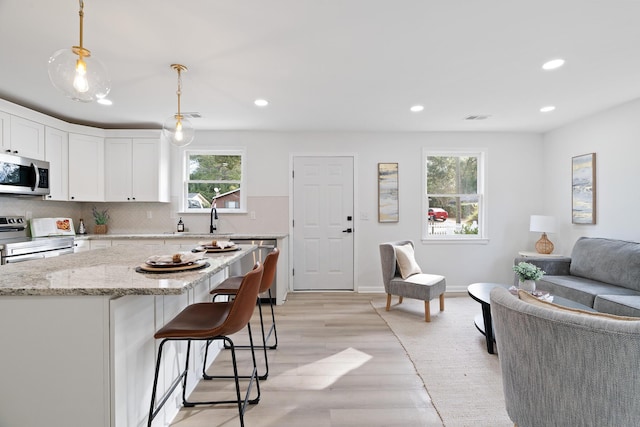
[
  {"x1": 423, "y1": 150, "x2": 485, "y2": 240},
  {"x1": 184, "y1": 150, "x2": 245, "y2": 212}
]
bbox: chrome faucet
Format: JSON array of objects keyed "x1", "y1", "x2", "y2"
[{"x1": 209, "y1": 200, "x2": 218, "y2": 233}]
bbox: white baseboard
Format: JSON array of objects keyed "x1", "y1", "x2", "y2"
[{"x1": 357, "y1": 284, "x2": 469, "y2": 294}]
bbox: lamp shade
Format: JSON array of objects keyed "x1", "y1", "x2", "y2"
[
  {"x1": 162, "y1": 115, "x2": 195, "y2": 147},
  {"x1": 48, "y1": 48, "x2": 111, "y2": 102},
  {"x1": 530, "y1": 215, "x2": 556, "y2": 233}
]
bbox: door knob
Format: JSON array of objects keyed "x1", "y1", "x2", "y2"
[{"x1": 342, "y1": 228, "x2": 353, "y2": 233}]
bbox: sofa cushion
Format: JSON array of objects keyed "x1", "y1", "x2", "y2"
[
  {"x1": 570, "y1": 237, "x2": 640, "y2": 292},
  {"x1": 519, "y1": 290, "x2": 640, "y2": 321},
  {"x1": 394, "y1": 243, "x2": 422, "y2": 279},
  {"x1": 537, "y1": 275, "x2": 640, "y2": 308},
  {"x1": 594, "y1": 295, "x2": 640, "y2": 318}
]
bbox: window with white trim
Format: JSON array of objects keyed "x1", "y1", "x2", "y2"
[
  {"x1": 423, "y1": 149, "x2": 486, "y2": 240},
  {"x1": 183, "y1": 149, "x2": 246, "y2": 212}
]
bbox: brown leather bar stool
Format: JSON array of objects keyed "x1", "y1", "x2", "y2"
[
  {"x1": 207, "y1": 247, "x2": 280, "y2": 380},
  {"x1": 147, "y1": 263, "x2": 264, "y2": 427}
]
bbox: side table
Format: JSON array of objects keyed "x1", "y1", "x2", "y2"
[
  {"x1": 467, "y1": 282, "x2": 510, "y2": 354},
  {"x1": 518, "y1": 251, "x2": 566, "y2": 258}
]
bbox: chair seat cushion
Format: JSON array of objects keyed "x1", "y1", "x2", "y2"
[
  {"x1": 389, "y1": 273, "x2": 446, "y2": 301},
  {"x1": 154, "y1": 302, "x2": 231, "y2": 339},
  {"x1": 210, "y1": 275, "x2": 243, "y2": 295}
]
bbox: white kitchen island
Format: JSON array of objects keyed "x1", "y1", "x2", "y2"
[{"x1": 0, "y1": 244, "x2": 256, "y2": 427}]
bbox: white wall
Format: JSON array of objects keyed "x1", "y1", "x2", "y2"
[
  {"x1": 542, "y1": 98, "x2": 640, "y2": 253},
  {"x1": 177, "y1": 130, "x2": 544, "y2": 292},
  {"x1": 1, "y1": 90, "x2": 547, "y2": 292}
]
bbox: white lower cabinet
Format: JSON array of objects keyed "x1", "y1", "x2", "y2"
[
  {"x1": 74, "y1": 238, "x2": 90, "y2": 252},
  {"x1": 111, "y1": 269, "x2": 227, "y2": 427},
  {"x1": 0, "y1": 296, "x2": 111, "y2": 427},
  {"x1": 90, "y1": 240, "x2": 112, "y2": 250},
  {"x1": 111, "y1": 239, "x2": 165, "y2": 253}
]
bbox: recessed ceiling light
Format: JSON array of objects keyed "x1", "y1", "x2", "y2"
[
  {"x1": 540, "y1": 105, "x2": 556, "y2": 113},
  {"x1": 96, "y1": 98, "x2": 112, "y2": 106},
  {"x1": 542, "y1": 59, "x2": 565, "y2": 70},
  {"x1": 410, "y1": 105, "x2": 424, "y2": 112},
  {"x1": 254, "y1": 99, "x2": 269, "y2": 107}
]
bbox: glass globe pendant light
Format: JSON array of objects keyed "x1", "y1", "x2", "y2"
[
  {"x1": 47, "y1": 1, "x2": 110, "y2": 102},
  {"x1": 162, "y1": 64, "x2": 195, "y2": 147}
]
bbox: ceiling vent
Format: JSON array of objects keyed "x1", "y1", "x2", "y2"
[
  {"x1": 464, "y1": 115, "x2": 491, "y2": 121},
  {"x1": 181, "y1": 112, "x2": 202, "y2": 119}
]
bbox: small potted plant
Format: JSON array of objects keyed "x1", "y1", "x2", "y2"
[
  {"x1": 92, "y1": 206, "x2": 109, "y2": 234},
  {"x1": 513, "y1": 261, "x2": 545, "y2": 292}
]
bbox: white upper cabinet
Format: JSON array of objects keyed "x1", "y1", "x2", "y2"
[
  {"x1": 43, "y1": 127, "x2": 69, "y2": 201},
  {"x1": 68, "y1": 133, "x2": 104, "y2": 201},
  {"x1": 0, "y1": 112, "x2": 9, "y2": 153},
  {"x1": 105, "y1": 137, "x2": 169, "y2": 202},
  {"x1": 7, "y1": 116, "x2": 45, "y2": 160},
  {"x1": 104, "y1": 138, "x2": 133, "y2": 201}
]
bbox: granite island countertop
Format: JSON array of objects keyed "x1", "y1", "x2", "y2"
[
  {"x1": 0, "y1": 244, "x2": 256, "y2": 297},
  {"x1": 75, "y1": 232, "x2": 288, "y2": 240}
]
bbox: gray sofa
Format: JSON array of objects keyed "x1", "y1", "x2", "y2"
[
  {"x1": 491, "y1": 286, "x2": 640, "y2": 427},
  {"x1": 514, "y1": 237, "x2": 640, "y2": 317}
]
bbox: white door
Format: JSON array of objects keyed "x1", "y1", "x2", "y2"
[{"x1": 293, "y1": 156, "x2": 354, "y2": 290}]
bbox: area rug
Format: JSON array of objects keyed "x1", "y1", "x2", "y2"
[{"x1": 371, "y1": 295, "x2": 512, "y2": 427}]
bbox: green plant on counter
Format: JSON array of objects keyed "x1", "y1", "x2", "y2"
[{"x1": 92, "y1": 207, "x2": 110, "y2": 225}]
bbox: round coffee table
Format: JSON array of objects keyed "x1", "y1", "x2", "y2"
[
  {"x1": 467, "y1": 282, "x2": 595, "y2": 354},
  {"x1": 468, "y1": 283, "x2": 508, "y2": 354}
]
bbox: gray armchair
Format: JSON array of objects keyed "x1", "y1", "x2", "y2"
[
  {"x1": 490, "y1": 286, "x2": 640, "y2": 427},
  {"x1": 379, "y1": 240, "x2": 446, "y2": 322}
]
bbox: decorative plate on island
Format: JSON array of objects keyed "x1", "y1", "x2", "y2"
[
  {"x1": 197, "y1": 245, "x2": 239, "y2": 253},
  {"x1": 196, "y1": 240, "x2": 239, "y2": 252},
  {"x1": 136, "y1": 260, "x2": 210, "y2": 273},
  {"x1": 145, "y1": 259, "x2": 195, "y2": 268}
]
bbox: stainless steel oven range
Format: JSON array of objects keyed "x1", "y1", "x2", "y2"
[{"x1": 0, "y1": 216, "x2": 74, "y2": 264}]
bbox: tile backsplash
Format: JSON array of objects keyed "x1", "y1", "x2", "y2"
[{"x1": 1, "y1": 195, "x2": 289, "y2": 235}]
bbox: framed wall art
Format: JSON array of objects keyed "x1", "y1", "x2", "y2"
[
  {"x1": 572, "y1": 153, "x2": 596, "y2": 224},
  {"x1": 378, "y1": 162, "x2": 399, "y2": 222}
]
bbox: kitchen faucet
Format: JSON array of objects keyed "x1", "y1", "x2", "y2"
[{"x1": 210, "y1": 200, "x2": 218, "y2": 233}]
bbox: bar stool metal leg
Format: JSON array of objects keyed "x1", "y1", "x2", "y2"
[
  {"x1": 148, "y1": 263, "x2": 264, "y2": 427},
  {"x1": 209, "y1": 293, "x2": 273, "y2": 380},
  {"x1": 148, "y1": 331, "x2": 261, "y2": 427}
]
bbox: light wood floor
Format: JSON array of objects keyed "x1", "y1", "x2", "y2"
[{"x1": 169, "y1": 292, "x2": 443, "y2": 427}]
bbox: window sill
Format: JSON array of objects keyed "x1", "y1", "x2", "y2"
[{"x1": 421, "y1": 237, "x2": 489, "y2": 245}]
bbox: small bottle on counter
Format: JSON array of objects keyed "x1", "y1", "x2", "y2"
[
  {"x1": 177, "y1": 217, "x2": 185, "y2": 232},
  {"x1": 77, "y1": 219, "x2": 86, "y2": 235}
]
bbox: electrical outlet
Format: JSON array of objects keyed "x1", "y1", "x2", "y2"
[
  {"x1": 360, "y1": 212, "x2": 369, "y2": 220},
  {"x1": 250, "y1": 211, "x2": 256, "y2": 220},
  {"x1": 146, "y1": 211, "x2": 153, "y2": 219}
]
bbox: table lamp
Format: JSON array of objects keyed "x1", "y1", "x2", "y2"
[{"x1": 530, "y1": 215, "x2": 556, "y2": 254}]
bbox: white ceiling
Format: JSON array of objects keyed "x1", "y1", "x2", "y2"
[{"x1": 1, "y1": 1, "x2": 640, "y2": 133}]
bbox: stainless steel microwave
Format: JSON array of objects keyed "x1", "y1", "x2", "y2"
[{"x1": 0, "y1": 153, "x2": 50, "y2": 196}]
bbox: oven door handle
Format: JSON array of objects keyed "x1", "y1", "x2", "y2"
[
  {"x1": 30, "y1": 162, "x2": 40, "y2": 191},
  {"x1": 4, "y1": 252, "x2": 46, "y2": 264},
  {"x1": 0, "y1": 226, "x2": 26, "y2": 232}
]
